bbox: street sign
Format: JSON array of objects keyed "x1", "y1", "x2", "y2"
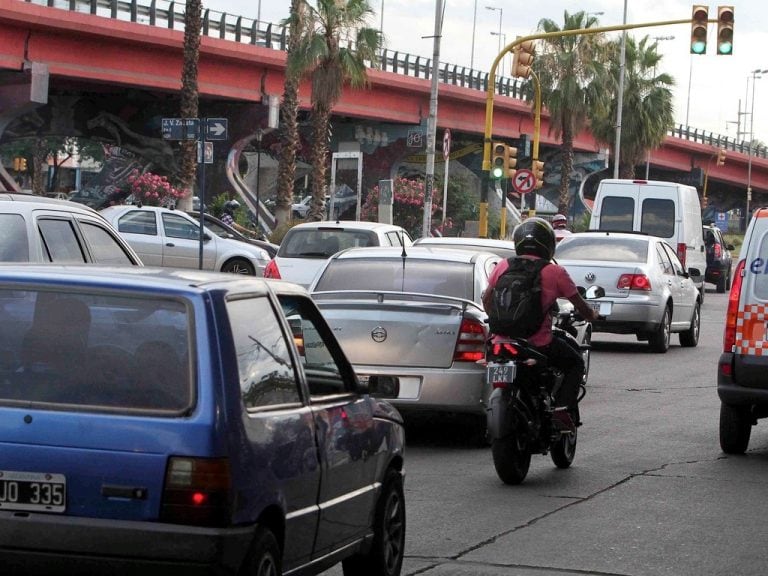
[
  {"x1": 162, "y1": 118, "x2": 200, "y2": 140},
  {"x1": 512, "y1": 168, "x2": 536, "y2": 194},
  {"x1": 205, "y1": 118, "x2": 228, "y2": 141},
  {"x1": 197, "y1": 141, "x2": 213, "y2": 164},
  {"x1": 443, "y1": 128, "x2": 451, "y2": 160}
]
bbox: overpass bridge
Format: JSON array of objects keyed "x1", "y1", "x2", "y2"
[{"x1": 1, "y1": 0, "x2": 767, "y2": 226}]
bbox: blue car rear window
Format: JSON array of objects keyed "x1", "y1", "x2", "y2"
[{"x1": 0, "y1": 289, "x2": 192, "y2": 414}]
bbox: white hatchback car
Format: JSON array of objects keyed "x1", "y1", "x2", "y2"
[
  {"x1": 100, "y1": 205, "x2": 270, "y2": 275},
  {"x1": 265, "y1": 220, "x2": 413, "y2": 287},
  {"x1": 0, "y1": 193, "x2": 141, "y2": 265}
]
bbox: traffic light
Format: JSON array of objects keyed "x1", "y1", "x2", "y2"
[
  {"x1": 717, "y1": 5, "x2": 734, "y2": 55},
  {"x1": 532, "y1": 160, "x2": 545, "y2": 189},
  {"x1": 20, "y1": 158, "x2": 27, "y2": 171},
  {"x1": 690, "y1": 5, "x2": 708, "y2": 55},
  {"x1": 12, "y1": 157, "x2": 27, "y2": 171},
  {"x1": 491, "y1": 142, "x2": 507, "y2": 179},
  {"x1": 702, "y1": 196, "x2": 708, "y2": 209},
  {"x1": 511, "y1": 40, "x2": 535, "y2": 79},
  {"x1": 507, "y1": 146, "x2": 518, "y2": 179},
  {"x1": 717, "y1": 148, "x2": 727, "y2": 166}
]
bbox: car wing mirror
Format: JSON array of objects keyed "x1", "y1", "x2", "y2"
[
  {"x1": 726, "y1": 243, "x2": 735, "y2": 251},
  {"x1": 358, "y1": 375, "x2": 399, "y2": 398},
  {"x1": 687, "y1": 267, "x2": 702, "y2": 278},
  {"x1": 584, "y1": 286, "x2": 605, "y2": 299}
]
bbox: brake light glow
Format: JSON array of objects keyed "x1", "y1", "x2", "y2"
[
  {"x1": 264, "y1": 259, "x2": 280, "y2": 279},
  {"x1": 713, "y1": 243, "x2": 722, "y2": 259},
  {"x1": 723, "y1": 259, "x2": 746, "y2": 352},
  {"x1": 454, "y1": 318, "x2": 486, "y2": 362},
  {"x1": 617, "y1": 273, "x2": 651, "y2": 291},
  {"x1": 161, "y1": 457, "x2": 231, "y2": 527},
  {"x1": 677, "y1": 243, "x2": 687, "y2": 268}
]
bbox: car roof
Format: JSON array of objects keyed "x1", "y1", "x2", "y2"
[
  {"x1": 288, "y1": 220, "x2": 406, "y2": 232},
  {"x1": 562, "y1": 231, "x2": 661, "y2": 242},
  {"x1": 331, "y1": 245, "x2": 497, "y2": 263},
  {"x1": 415, "y1": 237, "x2": 516, "y2": 249},
  {"x1": 0, "y1": 193, "x2": 101, "y2": 216},
  {"x1": 0, "y1": 264, "x2": 308, "y2": 297}
]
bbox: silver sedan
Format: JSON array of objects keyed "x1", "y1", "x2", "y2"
[
  {"x1": 310, "y1": 246, "x2": 501, "y2": 436},
  {"x1": 555, "y1": 232, "x2": 702, "y2": 353}
]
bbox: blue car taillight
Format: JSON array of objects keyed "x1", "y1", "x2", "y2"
[{"x1": 160, "y1": 457, "x2": 232, "y2": 527}]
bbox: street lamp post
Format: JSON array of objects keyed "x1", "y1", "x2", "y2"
[
  {"x1": 490, "y1": 31, "x2": 506, "y2": 73},
  {"x1": 645, "y1": 35, "x2": 675, "y2": 178},
  {"x1": 486, "y1": 5, "x2": 503, "y2": 53},
  {"x1": 746, "y1": 68, "x2": 768, "y2": 228},
  {"x1": 613, "y1": 0, "x2": 628, "y2": 179},
  {"x1": 470, "y1": 0, "x2": 477, "y2": 70}
]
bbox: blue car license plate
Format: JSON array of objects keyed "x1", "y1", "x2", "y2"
[{"x1": 0, "y1": 471, "x2": 66, "y2": 513}]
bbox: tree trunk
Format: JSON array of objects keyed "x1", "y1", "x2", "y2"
[
  {"x1": 178, "y1": 0, "x2": 202, "y2": 205},
  {"x1": 275, "y1": 0, "x2": 304, "y2": 228},
  {"x1": 308, "y1": 104, "x2": 330, "y2": 221},
  {"x1": 558, "y1": 128, "x2": 574, "y2": 216},
  {"x1": 32, "y1": 139, "x2": 47, "y2": 195}
]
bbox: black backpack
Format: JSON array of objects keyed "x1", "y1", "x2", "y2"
[{"x1": 487, "y1": 257, "x2": 550, "y2": 338}]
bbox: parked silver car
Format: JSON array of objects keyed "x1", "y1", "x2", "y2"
[
  {"x1": 101, "y1": 205, "x2": 270, "y2": 275},
  {"x1": 555, "y1": 232, "x2": 702, "y2": 353},
  {"x1": 310, "y1": 246, "x2": 501, "y2": 438}
]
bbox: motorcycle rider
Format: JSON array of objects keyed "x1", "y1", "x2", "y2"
[
  {"x1": 221, "y1": 199, "x2": 253, "y2": 236},
  {"x1": 482, "y1": 217, "x2": 598, "y2": 433},
  {"x1": 552, "y1": 213, "x2": 572, "y2": 242}
]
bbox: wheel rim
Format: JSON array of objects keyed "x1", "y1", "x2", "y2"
[
  {"x1": 692, "y1": 305, "x2": 701, "y2": 341},
  {"x1": 663, "y1": 309, "x2": 671, "y2": 346},
  {"x1": 582, "y1": 331, "x2": 591, "y2": 384},
  {"x1": 382, "y1": 489, "x2": 405, "y2": 573},
  {"x1": 256, "y1": 552, "x2": 278, "y2": 576},
  {"x1": 226, "y1": 260, "x2": 253, "y2": 275}
]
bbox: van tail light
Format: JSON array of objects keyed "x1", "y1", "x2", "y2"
[
  {"x1": 617, "y1": 273, "x2": 651, "y2": 291},
  {"x1": 161, "y1": 457, "x2": 231, "y2": 527},
  {"x1": 454, "y1": 318, "x2": 486, "y2": 362},
  {"x1": 723, "y1": 259, "x2": 746, "y2": 353},
  {"x1": 677, "y1": 243, "x2": 687, "y2": 268},
  {"x1": 264, "y1": 259, "x2": 281, "y2": 279},
  {"x1": 713, "y1": 243, "x2": 722, "y2": 259}
]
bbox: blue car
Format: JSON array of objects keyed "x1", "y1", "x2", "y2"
[{"x1": 0, "y1": 266, "x2": 405, "y2": 575}]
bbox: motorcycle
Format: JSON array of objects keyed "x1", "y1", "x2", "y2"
[{"x1": 485, "y1": 286, "x2": 609, "y2": 485}]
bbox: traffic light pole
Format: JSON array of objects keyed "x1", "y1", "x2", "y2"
[{"x1": 480, "y1": 16, "x2": 699, "y2": 236}]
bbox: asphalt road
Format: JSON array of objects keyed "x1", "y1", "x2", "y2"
[{"x1": 325, "y1": 285, "x2": 768, "y2": 576}]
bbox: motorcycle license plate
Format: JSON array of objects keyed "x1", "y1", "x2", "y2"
[{"x1": 488, "y1": 362, "x2": 516, "y2": 384}]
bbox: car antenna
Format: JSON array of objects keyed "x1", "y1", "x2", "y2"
[{"x1": 400, "y1": 231, "x2": 407, "y2": 258}]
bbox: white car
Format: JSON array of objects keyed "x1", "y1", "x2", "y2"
[
  {"x1": 265, "y1": 220, "x2": 413, "y2": 287},
  {"x1": 100, "y1": 205, "x2": 270, "y2": 275},
  {"x1": 0, "y1": 193, "x2": 142, "y2": 266},
  {"x1": 291, "y1": 196, "x2": 312, "y2": 219}
]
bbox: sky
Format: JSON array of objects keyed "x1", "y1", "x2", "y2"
[{"x1": 201, "y1": 0, "x2": 767, "y2": 144}]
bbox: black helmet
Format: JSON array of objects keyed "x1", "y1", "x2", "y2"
[
  {"x1": 513, "y1": 217, "x2": 556, "y2": 260},
  {"x1": 224, "y1": 199, "x2": 240, "y2": 212}
]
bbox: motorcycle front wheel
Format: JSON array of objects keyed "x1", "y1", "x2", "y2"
[
  {"x1": 550, "y1": 427, "x2": 577, "y2": 468},
  {"x1": 491, "y1": 436, "x2": 531, "y2": 485}
]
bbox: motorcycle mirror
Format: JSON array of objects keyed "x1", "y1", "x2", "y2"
[
  {"x1": 584, "y1": 286, "x2": 605, "y2": 299},
  {"x1": 577, "y1": 286, "x2": 586, "y2": 297}
]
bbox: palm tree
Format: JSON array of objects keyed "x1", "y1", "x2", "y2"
[
  {"x1": 590, "y1": 35, "x2": 675, "y2": 178},
  {"x1": 534, "y1": 10, "x2": 611, "y2": 216},
  {"x1": 178, "y1": 0, "x2": 202, "y2": 201},
  {"x1": 275, "y1": 0, "x2": 306, "y2": 227},
  {"x1": 287, "y1": 0, "x2": 381, "y2": 221}
]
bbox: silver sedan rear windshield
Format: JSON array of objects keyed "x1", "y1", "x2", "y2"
[
  {"x1": 556, "y1": 237, "x2": 648, "y2": 262},
  {"x1": 314, "y1": 258, "x2": 475, "y2": 300},
  {"x1": 0, "y1": 288, "x2": 192, "y2": 414}
]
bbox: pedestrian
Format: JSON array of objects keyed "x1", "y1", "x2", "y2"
[{"x1": 552, "y1": 213, "x2": 572, "y2": 242}]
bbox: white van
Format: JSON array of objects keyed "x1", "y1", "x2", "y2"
[
  {"x1": 718, "y1": 207, "x2": 768, "y2": 453},
  {"x1": 589, "y1": 179, "x2": 706, "y2": 296}
]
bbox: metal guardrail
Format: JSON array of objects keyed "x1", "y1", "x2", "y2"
[{"x1": 24, "y1": 0, "x2": 765, "y2": 156}]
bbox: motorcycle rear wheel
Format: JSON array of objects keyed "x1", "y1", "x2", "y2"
[
  {"x1": 550, "y1": 427, "x2": 577, "y2": 468},
  {"x1": 491, "y1": 437, "x2": 531, "y2": 485}
]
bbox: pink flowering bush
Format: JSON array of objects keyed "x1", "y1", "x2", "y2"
[
  {"x1": 118, "y1": 170, "x2": 186, "y2": 206},
  {"x1": 361, "y1": 176, "x2": 453, "y2": 237}
]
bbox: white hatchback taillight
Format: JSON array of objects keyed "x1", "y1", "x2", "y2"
[{"x1": 264, "y1": 259, "x2": 281, "y2": 279}]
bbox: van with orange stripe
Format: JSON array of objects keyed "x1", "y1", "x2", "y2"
[{"x1": 719, "y1": 207, "x2": 768, "y2": 453}]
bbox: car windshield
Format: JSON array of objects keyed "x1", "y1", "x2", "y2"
[
  {"x1": 556, "y1": 236, "x2": 648, "y2": 262},
  {"x1": 314, "y1": 258, "x2": 475, "y2": 300},
  {"x1": 280, "y1": 229, "x2": 378, "y2": 257},
  {"x1": 0, "y1": 288, "x2": 193, "y2": 414}
]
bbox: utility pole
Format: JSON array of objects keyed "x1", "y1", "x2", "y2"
[
  {"x1": 613, "y1": 0, "x2": 628, "y2": 179},
  {"x1": 422, "y1": 0, "x2": 442, "y2": 238}
]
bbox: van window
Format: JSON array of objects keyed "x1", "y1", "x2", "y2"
[
  {"x1": 640, "y1": 198, "x2": 675, "y2": 238},
  {"x1": 598, "y1": 197, "x2": 634, "y2": 231}
]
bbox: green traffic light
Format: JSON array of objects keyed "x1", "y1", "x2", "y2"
[
  {"x1": 718, "y1": 42, "x2": 733, "y2": 55},
  {"x1": 491, "y1": 167, "x2": 504, "y2": 179},
  {"x1": 691, "y1": 40, "x2": 706, "y2": 54}
]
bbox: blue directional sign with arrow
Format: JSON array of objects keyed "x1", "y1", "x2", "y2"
[{"x1": 205, "y1": 118, "x2": 228, "y2": 141}]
